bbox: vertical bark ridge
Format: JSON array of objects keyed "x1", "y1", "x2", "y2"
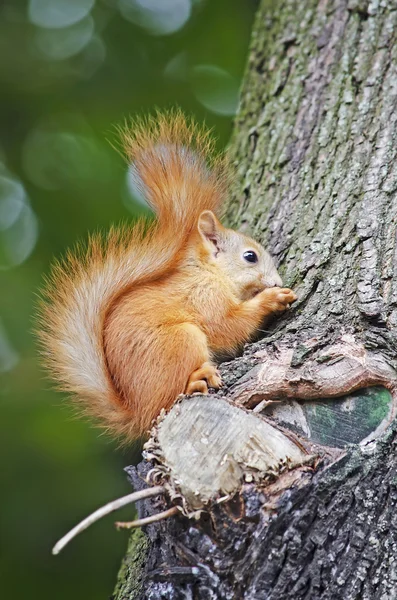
[{"x1": 227, "y1": 0, "x2": 397, "y2": 351}]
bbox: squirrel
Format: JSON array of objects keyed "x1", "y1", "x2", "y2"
[{"x1": 38, "y1": 111, "x2": 297, "y2": 441}]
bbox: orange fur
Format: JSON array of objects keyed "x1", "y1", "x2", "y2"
[{"x1": 38, "y1": 111, "x2": 296, "y2": 442}]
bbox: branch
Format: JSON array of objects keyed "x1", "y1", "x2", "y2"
[{"x1": 52, "y1": 485, "x2": 165, "y2": 555}]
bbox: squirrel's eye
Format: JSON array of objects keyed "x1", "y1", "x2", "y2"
[{"x1": 243, "y1": 250, "x2": 258, "y2": 264}]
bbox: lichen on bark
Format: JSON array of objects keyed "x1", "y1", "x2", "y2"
[{"x1": 112, "y1": 529, "x2": 149, "y2": 600}]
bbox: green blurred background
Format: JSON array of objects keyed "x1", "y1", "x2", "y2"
[{"x1": 0, "y1": 1, "x2": 257, "y2": 598}]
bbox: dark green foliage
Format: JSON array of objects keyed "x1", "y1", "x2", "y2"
[{"x1": 0, "y1": 1, "x2": 256, "y2": 599}]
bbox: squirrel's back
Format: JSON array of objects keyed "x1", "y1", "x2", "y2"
[{"x1": 38, "y1": 111, "x2": 227, "y2": 439}]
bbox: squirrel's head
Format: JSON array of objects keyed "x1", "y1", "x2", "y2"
[{"x1": 196, "y1": 210, "x2": 282, "y2": 300}]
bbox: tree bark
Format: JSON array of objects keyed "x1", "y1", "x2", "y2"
[{"x1": 113, "y1": 1, "x2": 397, "y2": 598}]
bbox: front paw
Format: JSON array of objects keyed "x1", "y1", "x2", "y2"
[{"x1": 259, "y1": 287, "x2": 297, "y2": 312}]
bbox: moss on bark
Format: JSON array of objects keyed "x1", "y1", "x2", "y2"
[{"x1": 112, "y1": 529, "x2": 149, "y2": 600}]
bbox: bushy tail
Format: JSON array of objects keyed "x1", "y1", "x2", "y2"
[
  {"x1": 122, "y1": 110, "x2": 228, "y2": 233},
  {"x1": 38, "y1": 110, "x2": 228, "y2": 439}
]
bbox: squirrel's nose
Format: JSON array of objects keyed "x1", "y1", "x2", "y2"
[{"x1": 263, "y1": 275, "x2": 282, "y2": 288}]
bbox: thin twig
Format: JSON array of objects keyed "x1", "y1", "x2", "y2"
[
  {"x1": 52, "y1": 485, "x2": 165, "y2": 555},
  {"x1": 115, "y1": 506, "x2": 179, "y2": 529}
]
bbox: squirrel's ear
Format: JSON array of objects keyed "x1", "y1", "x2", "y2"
[{"x1": 197, "y1": 210, "x2": 223, "y2": 253}]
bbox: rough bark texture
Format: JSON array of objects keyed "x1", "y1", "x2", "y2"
[
  {"x1": 227, "y1": 0, "x2": 397, "y2": 347},
  {"x1": 113, "y1": 0, "x2": 397, "y2": 598},
  {"x1": 116, "y1": 426, "x2": 397, "y2": 600}
]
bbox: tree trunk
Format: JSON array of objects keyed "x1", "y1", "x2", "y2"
[{"x1": 113, "y1": 1, "x2": 397, "y2": 598}]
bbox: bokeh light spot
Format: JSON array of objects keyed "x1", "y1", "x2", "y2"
[
  {"x1": 22, "y1": 119, "x2": 110, "y2": 191},
  {"x1": 0, "y1": 176, "x2": 26, "y2": 230},
  {"x1": 164, "y1": 52, "x2": 189, "y2": 82},
  {"x1": 34, "y1": 15, "x2": 94, "y2": 61},
  {"x1": 28, "y1": 0, "x2": 95, "y2": 30},
  {"x1": 191, "y1": 65, "x2": 239, "y2": 116},
  {"x1": 119, "y1": 0, "x2": 192, "y2": 36},
  {"x1": 0, "y1": 167, "x2": 38, "y2": 270}
]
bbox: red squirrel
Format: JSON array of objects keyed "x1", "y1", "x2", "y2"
[{"x1": 39, "y1": 111, "x2": 297, "y2": 441}]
